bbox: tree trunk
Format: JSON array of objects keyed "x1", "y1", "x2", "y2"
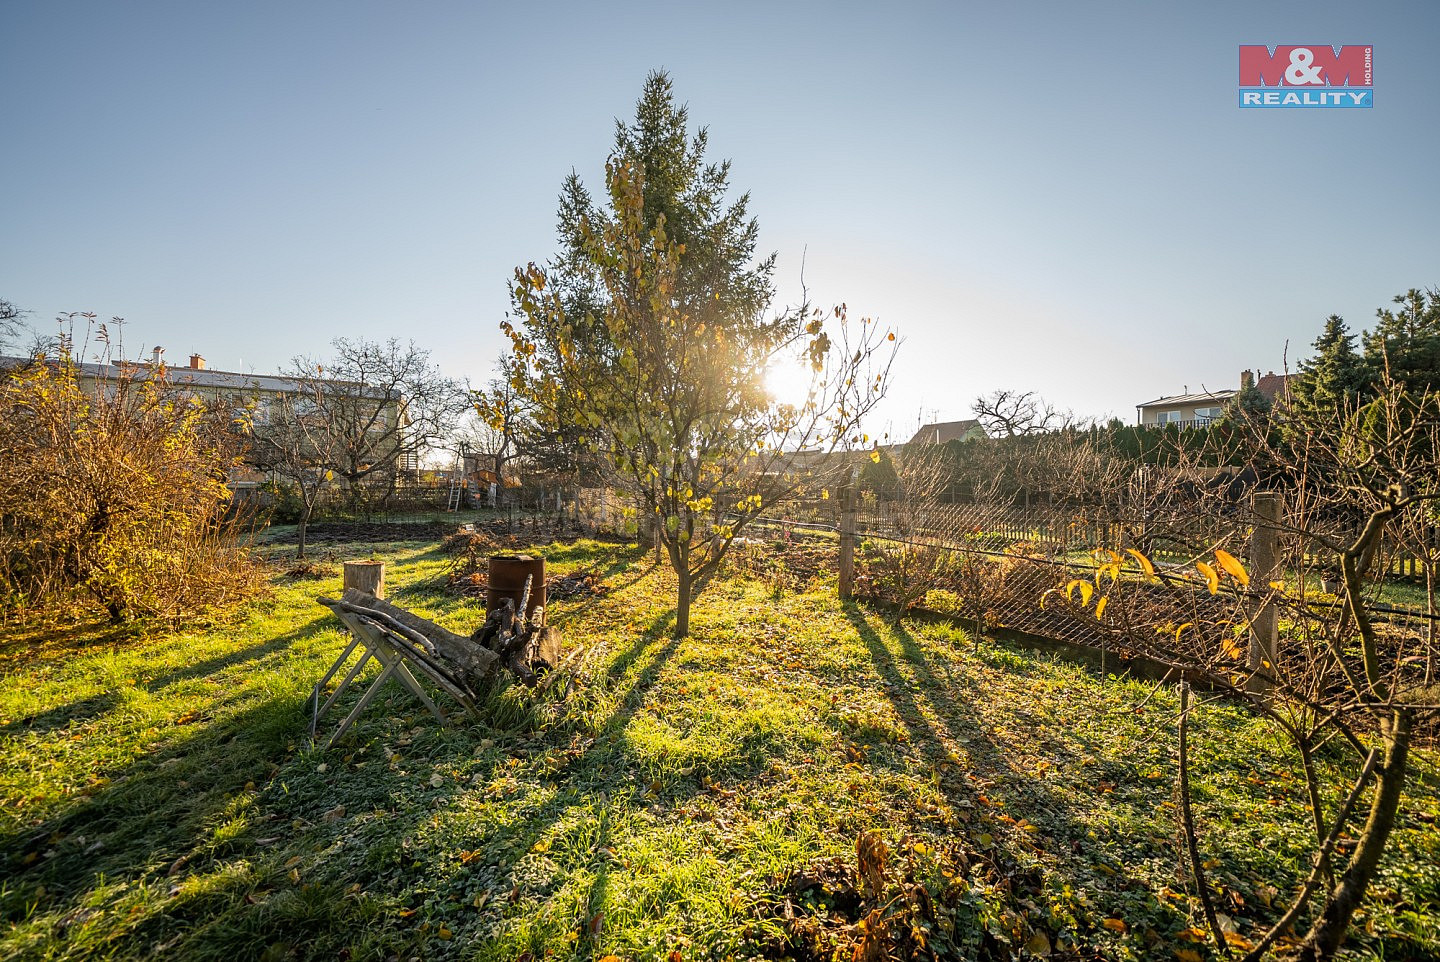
[
  {"x1": 1302, "y1": 709, "x2": 1413, "y2": 960},
  {"x1": 674, "y1": 569, "x2": 692, "y2": 639},
  {"x1": 297, "y1": 513, "x2": 310, "y2": 559}
]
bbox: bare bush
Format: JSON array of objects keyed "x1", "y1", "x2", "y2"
[
  {"x1": 1040, "y1": 377, "x2": 1440, "y2": 960},
  {"x1": 0, "y1": 327, "x2": 262, "y2": 622}
]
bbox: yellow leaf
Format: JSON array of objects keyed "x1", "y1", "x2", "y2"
[
  {"x1": 1102, "y1": 917, "x2": 1128, "y2": 934},
  {"x1": 1215, "y1": 549, "x2": 1249, "y2": 586},
  {"x1": 1174, "y1": 622, "x2": 1192, "y2": 645},
  {"x1": 1026, "y1": 930, "x2": 1052, "y2": 956},
  {"x1": 1094, "y1": 596, "x2": 1108, "y2": 620},
  {"x1": 1176, "y1": 950, "x2": 1203, "y2": 962},
  {"x1": 1196, "y1": 561, "x2": 1220, "y2": 595},
  {"x1": 869, "y1": 450, "x2": 881, "y2": 463},
  {"x1": 1065, "y1": 579, "x2": 1094, "y2": 607},
  {"x1": 438, "y1": 925, "x2": 453, "y2": 940},
  {"x1": 1125, "y1": 548, "x2": 1156, "y2": 579}
]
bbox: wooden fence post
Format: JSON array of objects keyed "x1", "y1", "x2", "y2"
[
  {"x1": 1248, "y1": 491, "x2": 1282, "y2": 694},
  {"x1": 343, "y1": 560, "x2": 385, "y2": 599},
  {"x1": 839, "y1": 473, "x2": 858, "y2": 601}
]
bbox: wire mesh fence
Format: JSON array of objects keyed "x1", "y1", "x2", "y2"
[{"x1": 741, "y1": 486, "x2": 1438, "y2": 696}]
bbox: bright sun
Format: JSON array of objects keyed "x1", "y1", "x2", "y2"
[{"x1": 763, "y1": 354, "x2": 817, "y2": 406}]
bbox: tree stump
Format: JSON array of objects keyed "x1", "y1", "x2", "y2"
[{"x1": 343, "y1": 560, "x2": 386, "y2": 599}]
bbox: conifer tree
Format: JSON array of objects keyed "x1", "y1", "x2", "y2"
[
  {"x1": 505, "y1": 72, "x2": 894, "y2": 636},
  {"x1": 1289, "y1": 314, "x2": 1366, "y2": 426},
  {"x1": 1221, "y1": 369, "x2": 1270, "y2": 425},
  {"x1": 1363, "y1": 287, "x2": 1440, "y2": 392}
]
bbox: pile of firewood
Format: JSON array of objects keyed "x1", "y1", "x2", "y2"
[
  {"x1": 470, "y1": 573, "x2": 561, "y2": 686},
  {"x1": 333, "y1": 582, "x2": 560, "y2": 690}
]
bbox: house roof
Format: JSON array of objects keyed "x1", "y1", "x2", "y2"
[
  {"x1": 1255, "y1": 372, "x2": 1294, "y2": 402},
  {"x1": 0, "y1": 355, "x2": 393, "y2": 399},
  {"x1": 1135, "y1": 389, "x2": 1235, "y2": 409},
  {"x1": 1137, "y1": 372, "x2": 1295, "y2": 411},
  {"x1": 906, "y1": 419, "x2": 984, "y2": 445}
]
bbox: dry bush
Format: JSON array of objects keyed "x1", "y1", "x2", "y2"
[
  {"x1": 1036, "y1": 379, "x2": 1440, "y2": 960},
  {"x1": 0, "y1": 348, "x2": 262, "y2": 623}
]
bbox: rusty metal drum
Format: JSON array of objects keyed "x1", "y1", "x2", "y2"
[{"x1": 486, "y1": 554, "x2": 546, "y2": 623}]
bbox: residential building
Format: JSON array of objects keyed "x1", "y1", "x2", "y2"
[
  {"x1": 1136, "y1": 369, "x2": 1295, "y2": 428},
  {"x1": 1134, "y1": 390, "x2": 1232, "y2": 429},
  {"x1": 1, "y1": 348, "x2": 414, "y2": 496}
]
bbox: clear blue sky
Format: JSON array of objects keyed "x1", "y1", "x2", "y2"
[{"x1": 3, "y1": 1, "x2": 1436, "y2": 430}]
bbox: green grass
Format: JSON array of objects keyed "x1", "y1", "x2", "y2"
[{"x1": 2, "y1": 537, "x2": 1437, "y2": 961}]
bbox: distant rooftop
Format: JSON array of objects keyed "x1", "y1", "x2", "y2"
[
  {"x1": 906, "y1": 419, "x2": 984, "y2": 445},
  {"x1": 1135, "y1": 389, "x2": 1234, "y2": 409},
  {"x1": 0, "y1": 353, "x2": 392, "y2": 399},
  {"x1": 1137, "y1": 370, "x2": 1295, "y2": 410}
]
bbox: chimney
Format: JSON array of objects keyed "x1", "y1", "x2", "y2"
[
  {"x1": 151, "y1": 346, "x2": 165, "y2": 366},
  {"x1": 189, "y1": 353, "x2": 206, "y2": 370},
  {"x1": 1240, "y1": 369, "x2": 1255, "y2": 390}
]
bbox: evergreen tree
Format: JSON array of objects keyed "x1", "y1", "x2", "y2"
[
  {"x1": 505, "y1": 72, "x2": 894, "y2": 636},
  {"x1": 1363, "y1": 287, "x2": 1440, "y2": 392},
  {"x1": 1220, "y1": 369, "x2": 1271, "y2": 425},
  {"x1": 1289, "y1": 314, "x2": 1366, "y2": 425}
]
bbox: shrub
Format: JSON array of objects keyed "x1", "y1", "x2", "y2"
[{"x1": 0, "y1": 352, "x2": 263, "y2": 622}]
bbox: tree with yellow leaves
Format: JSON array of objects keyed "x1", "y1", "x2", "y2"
[{"x1": 505, "y1": 73, "x2": 895, "y2": 637}]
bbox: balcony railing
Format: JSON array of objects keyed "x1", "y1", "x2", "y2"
[{"x1": 1146, "y1": 417, "x2": 1217, "y2": 430}]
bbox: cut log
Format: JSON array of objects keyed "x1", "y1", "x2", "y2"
[
  {"x1": 339, "y1": 588, "x2": 498, "y2": 683},
  {"x1": 343, "y1": 561, "x2": 386, "y2": 599}
]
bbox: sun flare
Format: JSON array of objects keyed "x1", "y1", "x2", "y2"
[{"x1": 763, "y1": 355, "x2": 817, "y2": 406}]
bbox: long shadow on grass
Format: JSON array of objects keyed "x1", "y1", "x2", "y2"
[
  {"x1": 142, "y1": 615, "x2": 334, "y2": 692},
  {"x1": 0, "y1": 691, "x2": 308, "y2": 908},
  {"x1": 0, "y1": 684, "x2": 424, "y2": 960},
  {"x1": 840, "y1": 603, "x2": 1163, "y2": 917},
  {"x1": 355, "y1": 606, "x2": 785, "y2": 955},
  {"x1": 3, "y1": 690, "x2": 123, "y2": 736}
]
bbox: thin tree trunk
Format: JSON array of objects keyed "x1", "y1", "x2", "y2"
[
  {"x1": 1178, "y1": 683, "x2": 1231, "y2": 958},
  {"x1": 297, "y1": 503, "x2": 313, "y2": 559},
  {"x1": 1301, "y1": 709, "x2": 1413, "y2": 960},
  {"x1": 675, "y1": 571, "x2": 692, "y2": 639},
  {"x1": 1296, "y1": 732, "x2": 1335, "y2": 891}
]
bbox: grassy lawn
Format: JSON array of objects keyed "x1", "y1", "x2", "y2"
[{"x1": 2, "y1": 536, "x2": 1437, "y2": 961}]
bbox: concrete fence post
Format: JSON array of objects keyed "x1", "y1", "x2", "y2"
[{"x1": 1247, "y1": 491, "x2": 1283, "y2": 694}]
